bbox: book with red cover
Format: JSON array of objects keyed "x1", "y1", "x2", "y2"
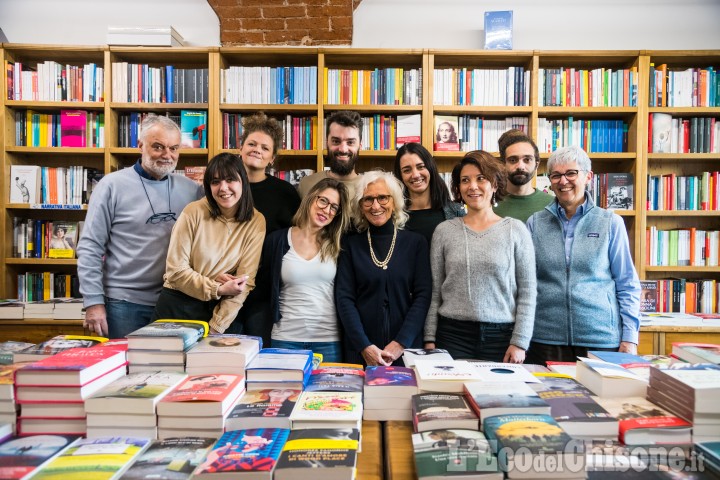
[
  {"x1": 15, "y1": 346, "x2": 127, "y2": 387},
  {"x1": 59, "y1": 110, "x2": 87, "y2": 147},
  {"x1": 156, "y1": 373, "x2": 245, "y2": 417},
  {"x1": 13, "y1": 335, "x2": 108, "y2": 363}
]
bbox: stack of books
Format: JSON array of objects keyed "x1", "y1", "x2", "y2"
[
  {"x1": 15, "y1": 345, "x2": 127, "y2": 435},
  {"x1": 156, "y1": 373, "x2": 246, "y2": 439},
  {"x1": 595, "y1": 396, "x2": 692, "y2": 445},
  {"x1": 0, "y1": 364, "x2": 25, "y2": 430},
  {"x1": 413, "y1": 360, "x2": 479, "y2": 393},
  {"x1": 48, "y1": 298, "x2": 84, "y2": 319},
  {"x1": 289, "y1": 391, "x2": 364, "y2": 431},
  {"x1": 245, "y1": 348, "x2": 313, "y2": 391},
  {"x1": 84, "y1": 370, "x2": 187, "y2": 439},
  {"x1": 363, "y1": 366, "x2": 417, "y2": 421},
  {"x1": 121, "y1": 436, "x2": 217, "y2": 479},
  {"x1": 126, "y1": 319, "x2": 208, "y2": 373},
  {"x1": 305, "y1": 364, "x2": 365, "y2": 393},
  {"x1": 0, "y1": 302, "x2": 24, "y2": 320},
  {"x1": 647, "y1": 363, "x2": 720, "y2": 442},
  {"x1": 464, "y1": 381, "x2": 551, "y2": 427},
  {"x1": 575, "y1": 357, "x2": 648, "y2": 397},
  {"x1": 225, "y1": 388, "x2": 301, "y2": 431},
  {"x1": 411, "y1": 393, "x2": 478, "y2": 433},
  {"x1": 401, "y1": 347, "x2": 453, "y2": 367},
  {"x1": 273, "y1": 428, "x2": 361, "y2": 480},
  {"x1": 412, "y1": 428, "x2": 502, "y2": 480},
  {"x1": 185, "y1": 334, "x2": 261, "y2": 376}
]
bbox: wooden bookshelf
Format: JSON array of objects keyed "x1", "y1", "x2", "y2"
[{"x1": 0, "y1": 45, "x2": 718, "y2": 329}]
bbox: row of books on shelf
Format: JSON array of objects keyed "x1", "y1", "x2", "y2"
[
  {"x1": 434, "y1": 115, "x2": 528, "y2": 152},
  {"x1": 646, "y1": 227, "x2": 720, "y2": 267},
  {"x1": 9, "y1": 165, "x2": 102, "y2": 205},
  {"x1": 587, "y1": 172, "x2": 634, "y2": 210},
  {"x1": 13, "y1": 219, "x2": 82, "y2": 259},
  {"x1": 432, "y1": 66, "x2": 529, "y2": 106},
  {"x1": 220, "y1": 65, "x2": 318, "y2": 105},
  {"x1": 14, "y1": 109, "x2": 104, "y2": 147},
  {"x1": 270, "y1": 169, "x2": 314, "y2": 189},
  {"x1": 538, "y1": 66, "x2": 639, "y2": 107},
  {"x1": 110, "y1": 63, "x2": 209, "y2": 104},
  {"x1": 649, "y1": 64, "x2": 720, "y2": 107},
  {"x1": 116, "y1": 110, "x2": 207, "y2": 148},
  {"x1": 647, "y1": 171, "x2": 719, "y2": 211},
  {"x1": 16, "y1": 273, "x2": 81, "y2": 304},
  {"x1": 537, "y1": 117, "x2": 628, "y2": 154},
  {"x1": 323, "y1": 67, "x2": 422, "y2": 105},
  {"x1": 221, "y1": 113, "x2": 317, "y2": 150},
  {"x1": 0, "y1": 297, "x2": 83, "y2": 320},
  {"x1": 5, "y1": 60, "x2": 104, "y2": 102},
  {"x1": 640, "y1": 279, "x2": 720, "y2": 315},
  {"x1": 649, "y1": 113, "x2": 720, "y2": 153}
]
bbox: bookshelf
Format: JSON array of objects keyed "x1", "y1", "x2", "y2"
[{"x1": 1, "y1": 45, "x2": 718, "y2": 330}]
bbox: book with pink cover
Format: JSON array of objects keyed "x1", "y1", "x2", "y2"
[
  {"x1": 15, "y1": 346, "x2": 127, "y2": 387},
  {"x1": 60, "y1": 110, "x2": 87, "y2": 147},
  {"x1": 156, "y1": 374, "x2": 245, "y2": 417}
]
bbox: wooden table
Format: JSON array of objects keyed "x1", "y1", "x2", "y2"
[
  {"x1": 384, "y1": 421, "x2": 415, "y2": 480},
  {"x1": 0, "y1": 319, "x2": 87, "y2": 343},
  {"x1": 358, "y1": 420, "x2": 383, "y2": 480},
  {"x1": 640, "y1": 321, "x2": 720, "y2": 354}
]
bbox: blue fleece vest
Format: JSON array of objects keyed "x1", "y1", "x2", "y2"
[{"x1": 530, "y1": 202, "x2": 621, "y2": 348}]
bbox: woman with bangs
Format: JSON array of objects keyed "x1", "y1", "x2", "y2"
[
  {"x1": 424, "y1": 151, "x2": 536, "y2": 363},
  {"x1": 152, "y1": 152, "x2": 266, "y2": 334},
  {"x1": 258, "y1": 178, "x2": 351, "y2": 362}
]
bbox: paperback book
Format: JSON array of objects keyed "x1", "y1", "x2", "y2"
[
  {"x1": 15, "y1": 345, "x2": 127, "y2": 386},
  {"x1": 0, "y1": 434, "x2": 81, "y2": 480},
  {"x1": 192, "y1": 428, "x2": 290, "y2": 479},
  {"x1": 411, "y1": 393, "x2": 478, "y2": 433},
  {"x1": 595, "y1": 396, "x2": 692, "y2": 445},
  {"x1": 412, "y1": 429, "x2": 502, "y2": 480},
  {"x1": 9, "y1": 165, "x2": 41, "y2": 204},
  {"x1": 59, "y1": 110, "x2": 87, "y2": 148},
  {"x1": 186, "y1": 334, "x2": 261, "y2": 374},
  {"x1": 127, "y1": 319, "x2": 208, "y2": 351},
  {"x1": 290, "y1": 391, "x2": 363, "y2": 430},
  {"x1": 273, "y1": 428, "x2": 360, "y2": 480},
  {"x1": 121, "y1": 436, "x2": 216, "y2": 480},
  {"x1": 225, "y1": 389, "x2": 301, "y2": 431},
  {"x1": 246, "y1": 348, "x2": 313, "y2": 384},
  {"x1": 402, "y1": 348, "x2": 453, "y2": 368},
  {"x1": 180, "y1": 110, "x2": 207, "y2": 148},
  {"x1": 304, "y1": 366, "x2": 365, "y2": 393},
  {"x1": 484, "y1": 10, "x2": 513, "y2": 50},
  {"x1": 156, "y1": 373, "x2": 246, "y2": 417},
  {"x1": 13, "y1": 335, "x2": 108, "y2": 363},
  {"x1": 463, "y1": 381, "x2": 550, "y2": 425},
  {"x1": 85, "y1": 370, "x2": 189, "y2": 415},
  {"x1": 364, "y1": 366, "x2": 417, "y2": 398}
]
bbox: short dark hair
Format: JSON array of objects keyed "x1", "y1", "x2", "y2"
[
  {"x1": 325, "y1": 111, "x2": 363, "y2": 142},
  {"x1": 393, "y1": 143, "x2": 452, "y2": 210},
  {"x1": 499, "y1": 133, "x2": 539, "y2": 164},
  {"x1": 203, "y1": 153, "x2": 255, "y2": 223},
  {"x1": 451, "y1": 150, "x2": 507, "y2": 204},
  {"x1": 240, "y1": 112, "x2": 284, "y2": 157}
]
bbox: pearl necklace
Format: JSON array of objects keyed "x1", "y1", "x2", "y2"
[{"x1": 367, "y1": 225, "x2": 397, "y2": 270}]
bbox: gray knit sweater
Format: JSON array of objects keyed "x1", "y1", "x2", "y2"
[{"x1": 424, "y1": 217, "x2": 537, "y2": 350}]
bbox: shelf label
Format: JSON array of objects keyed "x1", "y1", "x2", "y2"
[{"x1": 31, "y1": 204, "x2": 84, "y2": 210}]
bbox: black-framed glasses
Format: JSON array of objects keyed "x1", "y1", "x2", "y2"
[
  {"x1": 548, "y1": 169, "x2": 584, "y2": 183},
  {"x1": 361, "y1": 195, "x2": 391, "y2": 207},
  {"x1": 146, "y1": 212, "x2": 177, "y2": 224},
  {"x1": 315, "y1": 196, "x2": 340, "y2": 216}
]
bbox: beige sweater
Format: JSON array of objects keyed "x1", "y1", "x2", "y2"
[{"x1": 163, "y1": 198, "x2": 266, "y2": 332}]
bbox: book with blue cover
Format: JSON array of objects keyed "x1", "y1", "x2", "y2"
[
  {"x1": 484, "y1": 11, "x2": 513, "y2": 50},
  {"x1": 246, "y1": 349, "x2": 313, "y2": 384},
  {"x1": 179, "y1": 110, "x2": 207, "y2": 148},
  {"x1": 192, "y1": 428, "x2": 290, "y2": 478}
]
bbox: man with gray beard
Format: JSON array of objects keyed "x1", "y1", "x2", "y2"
[
  {"x1": 494, "y1": 132, "x2": 554, "y2": 222},
  {"x1": 298, "y1": 111, "x2": 363, "y2": 200},
  {"x1": 77, "y1": 115, "x2": 202, "y2": 338}
]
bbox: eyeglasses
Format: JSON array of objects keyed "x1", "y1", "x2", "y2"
[
  {"x1": 361, "y1": 195, "x2": 391, "y2": 207},
  {"x1": 315, "y1": 196, "x2": 340, "y2": 216},
  {"x1": 146, "y1": 212, "x2": 177, "y2": 224},
  {"x1": 548, "y1": 169, "x2": 584, "y2": 183}
]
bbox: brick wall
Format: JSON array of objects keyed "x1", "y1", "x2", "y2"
[{"x1": 207, "y1": 0, "x2": 362, "y2": 46}]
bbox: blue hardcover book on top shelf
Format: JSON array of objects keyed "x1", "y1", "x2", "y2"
[{"x1": 484, "y1": 10, "x2": 513, "y2": 50}]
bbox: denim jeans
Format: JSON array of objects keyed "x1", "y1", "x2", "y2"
[
  {"x1": 436, "y1": 315, "x2": 514, "y2": 362},
  {"x1": 270, "y1": 339, "x2": 342, "y2": 363},
  {"x1": 525, "y1": 342, "x2": 617, "y2": 366},
  {"x1": 104, "y1": 297, "x2": 155, "y2": 339}
]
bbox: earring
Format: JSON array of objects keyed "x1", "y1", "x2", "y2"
[{"x1": 492, "y1": 193, "x2": 498, "y2": 208}]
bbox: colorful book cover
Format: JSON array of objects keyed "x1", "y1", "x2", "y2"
[
  {"x1": 484, "y1": 10, "x2": 513, "y2": 50},
  {"x1": 365, "y1": 366, "x2": 417, "y2": 389},
  {"x1": 85, "y1": 371, "x2": 189, "y2": 414},
  {"x1": 587, "y1": 351, "x2": 651, "y2": 365},
  {"x1": 396, "y1": 114, "x2": 421, "y2": 147},
  {"x1": 162, "y1": 374, "x2": 244, "y2": 404},
  {"x1": 304, "y1": 367, "x2": 365, "y2": 392},
  {"x1": 0, "y1": 434, "x2": 81, "y2": 479},
  {"x1": 483, "y1": 413, "x2": 576, "y2": 454},
  {"x1": 606, "y1": 173, "x2": 634, "y2": 210},
  {"x1": 246, "y1": 349, "x2": 313, "y2": 383},
  {"x1": 47, "y1": 221, "x2": 78, "y2": 259},
  {"x1": 0, "y1": 341, "x2": 34, "y2": 365},
  {"x1": 183, "y1": 166, "x2": 206, "y2": 186},
  {"x1": 412, "y1": 393, "x2": 477, "y2": 427},
  {"x1": 30, "y1": 436, "x2": 151, "y2": 479},
  {"x1": 192, "y1": 429, "x2": 289, "y2": 476},
  {"x1": 671, "y1": 343, "x2": 720, "y2": 364},
  {"x1": 464, "y1": 381, "x2": 549, "y2": 421},
  {"x1": 411, "y1": 429, "x2": 501, "y2": 479},
  {"x1": 59, "y1": 110, "x2": 87, "y2": 147},
  {"x1": 179, "y1": 110, "x2": 207, "y2": 148},
  {"x1": 595, "y1": 396, "x2": 691, "y2": 445},
  {"x1": 274, "y1": 428, "x2": 359, "y2": 478},
  {"x1": 291, "y1": 392, "x2": 363, "y2": 424},
  {"x1": 127, "y1": 319, "x2": 208, "y2": 351},
  {"x1": 640, "y1": 281, "x2": 658, "y2": 313},
  {"x1": 9, "y1": 165, "x2": 41, "y2": 204},
  {"x1": 16, "y1": 345, "x2": 126, "y2": 386},
  {"x1": 226, "y1": 389, "x2": 301, "y2": 430},
  {"x1": 121, "y1": 436, "x2": 216, "y2": 480},
  {"x1": 13, "y1": 335, "x2": 107, "y2": 362}
]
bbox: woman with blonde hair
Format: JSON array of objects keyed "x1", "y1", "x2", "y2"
[
  {"x1": 258, "y1": 178, "x2": 351, "y2": 361},
  {"x1": 335, "y1": 171, "x2": 432, "y2": 366}
]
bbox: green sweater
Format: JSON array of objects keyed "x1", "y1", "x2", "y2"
[{"x1": 494, "y1": 189, "x2": 554, "y2": 223}]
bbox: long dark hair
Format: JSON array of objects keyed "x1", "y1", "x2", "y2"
[
  {"x1": 393, "y1": 143, "x2": 452, "y2": 210},
  {"x1": 203, "y1": 153, "x2": 255, "y2": 222}
]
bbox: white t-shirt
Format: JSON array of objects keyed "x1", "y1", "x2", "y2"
[{"x1": 271, "y1": 230, "x2": 339, "y2": 342}]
